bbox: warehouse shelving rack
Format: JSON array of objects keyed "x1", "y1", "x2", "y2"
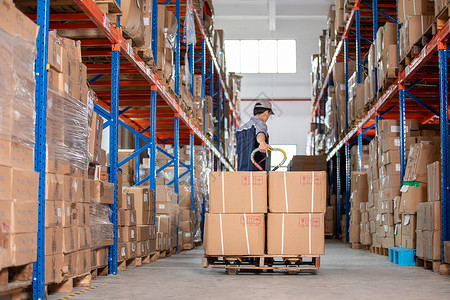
[
  {"x1": 311, "y1": 0, "x2": 449, "y2": 264},
  {"x1": 17, "y1": 0, "x2": 237, "y2": 298}
]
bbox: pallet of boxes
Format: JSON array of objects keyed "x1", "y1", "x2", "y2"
[
  {"x1": 203, "y1": 171, "x2": 326, "y2": 274},
  {"x1": 0, "y1": 3, "x2": 40, "y2": 297}
]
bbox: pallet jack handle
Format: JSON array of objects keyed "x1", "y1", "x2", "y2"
[{"x1": 251, "y1": 147, "x2": 287, "y2": 171}]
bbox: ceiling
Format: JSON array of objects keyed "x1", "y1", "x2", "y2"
[{"x1": 213, "y1": 0, "x2": 335, "y2": 19}]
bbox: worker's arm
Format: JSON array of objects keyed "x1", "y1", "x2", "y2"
[{"x1": 257, "y1": 132, "x2": 270, "y2": 156}]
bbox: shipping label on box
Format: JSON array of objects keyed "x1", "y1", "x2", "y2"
[
  {"x1": 268, "y1": 171, "x2": 326, "y2": 213},
  {"x1": 204, "y1": 213, "x2": 265, "y2": 256},
  {"x1": 266, "y1": 213, "x2": 324, "y2": 255},
  {"x1": 210, "y1": 172, "x2": 267, "y2": 214}
]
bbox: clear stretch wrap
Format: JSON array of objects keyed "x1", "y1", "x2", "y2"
[
  {"x1": 90, "y1": 200, "x2": 113, "y2": 250},
  {"x1": 0, "y1": 27, "x2": 36, "y2": 147},
  {"x1": 47, "y1": 89, "x2": 89, "y2": 170},
  {"x1": 184, "y1": 1, "x2": 196, "y2": 46}
]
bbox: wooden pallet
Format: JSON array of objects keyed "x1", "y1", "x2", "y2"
[
  {"x1": 416, "y1": 257, "x2": 441, "y2": 273},
  {"x1": 135, "y1": 253, "x2": 153, "y2": 266},
  {"x1": 48, "y1": 272, "x2": 91, "y2": 294},
  {"x1": 90, "y1": 265, "x2": 109, "y2": 281},
  {"x1": 0, "y1": 263, "x2": 33, "y2": 288},
  {"x1": 202, "y1": 254, "x2": 320, "y2": 274},
  {"x1": 350, "y1": 242, "x2": 367, "y2": 250},
  {"x1": 370, "y1": 245, "x2": 389, "y2": 256},
  {"x1": 118, "y1": 257, "x2": 138, "y2": 271},
  {"x1": 149, "y1": 252, "x2": 159, "y2": 262},
  {"x1": 0, "y1": 264, "x2": 33, "y2": 299}
]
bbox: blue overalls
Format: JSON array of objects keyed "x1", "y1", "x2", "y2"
[{"x1": 236, "y1": 125, "x2": 270, "y2": 171}]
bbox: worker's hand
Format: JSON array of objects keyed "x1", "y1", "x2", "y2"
[{"x1": 259, "y1": 143, "x2": 271, "y2": 157}]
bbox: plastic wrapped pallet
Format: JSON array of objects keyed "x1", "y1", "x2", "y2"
[
  {"x1": 0, "y1": 26, "x2": 37, "y2": 147},
  {"x1": 90, "y1": 199, "x2": 114, "y2": 249},
  {"x1": 47, "y1": 89, "x2": 89, "y2": 171}
]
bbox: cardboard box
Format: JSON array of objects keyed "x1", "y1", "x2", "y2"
[
  {"x1": 204, "y1": 213, "x2": 265, "y2": 255},
  {"x1": 92, "y1": 181, "x2": 114, "y2": 204},
  {"x1": 427, "y1": 161, "x2": 441, "y2": 202},
  {"x1": 0, "y1": 200, "x2": 38, "y2": 234},
  {"x1": 119, "y1": 209, "x2": 137, "y2": 226},
  {"x1": 118, "y1": 242, "x2": 127, "y2": 261},
  {"x1": 0, "y1": 166, "x2": 39, "y2": 201},
  {"x1": 45, "y1": 200, "x2": 63, "y2": 228},
  {"x1": 10, "y1": 233, "x2": 37, "y2": 266},
  {"x1": 179, "y1": 209, "x2": 194, "y2": 223},
  {"x1": 156, "y1": 202, "x2": 178, "y2": 215},
  {"x1": 401, "y1": 214, "x2": 416, "y2": 249},
  {"x1": 179, "y1": 184, "x2": 192, "y2": 210},
  {"x1": 418, "y1": 201, "x2": 441, "y2": 231},
  {"x1": 0, "y1": 140, "x2": 34, "y2": 171},
  {"x1": 127, "y1": 241, "x2": 138, "y2": 258},
  {"x1": 123, "y1": 187, "x2": 153, "y2": 225},
  {"x1": 136, "y1": 225, "x2": 150, "y2": 241},
  {"x1": 96, "y1": 247, "x2": 109, "y2": 267},
  {"x1": 63, "y1": 251, "x2": 78, "y2": 277},
  {"x1": 444, "y1": 241, "x2": 450, "y2": 264},
  {"x1": 404, "y1": 143, "x2": 439, "y2": 183},
  {"x1": 156, "y1": 215, "x2": 170, "y2": 233},
  {"x1": 267, "y1": 213, "x2": 324, "y2": 255},
  {"x1": 63, "y1": 176, "x2": 83, "y2": 202},
  {"x1": 94, "y1": 166, "x2": 109, "y2": 182},
  {"x1": 423, "y1": 230, "x2": 441, "y2": 261},
  {"x1": 210, "y1": 172, "x2": 267, "y2": 214},
  {"x1": 119, "y1": 226, "x2": 137, "y2": 243},
  {"x1": 63, "y1": 227, "x2": 78, "y2": 253},
  {"x1": 268, "y1": 171, "x2": 326, "y2": 213},
  {"x1": 78, "y1": 226, "x2": 91, "y2": 250},
  {"x1": 119, "y1": 192, "x2": 135, "y2": 210},
  {"x1": 45, "y1": 226, "x2": 63, "y2": 255},
  {"x1": 399, "y1": 183, "x2": 427, "y2": 214},
  {"x1": 45, "y1": 253, "x2": 63, "y2": 284}
]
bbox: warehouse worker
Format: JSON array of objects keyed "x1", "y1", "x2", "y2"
[{"x1": 236, "y1": 99, "x2": 274, "y2": 171}]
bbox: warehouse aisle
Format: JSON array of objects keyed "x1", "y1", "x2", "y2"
[{"x1": 49, "y1": 240, "x2": 450, "y2": 300}]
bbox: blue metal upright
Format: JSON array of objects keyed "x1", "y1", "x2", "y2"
[
  {"x1": 439, "y1": 44, "x2": 449, "y2": 263},
  {"x1": 398, "y1": 83, "x2": 406, "y2": 181},
  {"x1": 33, "y1": 0, "x2": 50, "y2": 297},
  {"x1": 345, "y1": 143, "x2": 350, "y2": 243},
  {"x1": 174, "y1": 0, "x2": 180, "y2": 96},
  {"x1": 216, "y1": 77, "x2": 222, "y2": 170},
  {"x1": 357, "y1": 129, "x2": 363, "y2": 172},
  {"x1": 174, "y1": 112, "x2": 180, "y2": 252},
  {"x1": 189, "y1": 132, "x2": 195, "y2": 211},
  {"x1": 108, "y1": 39, "x2": 120, "y2": 275},
  {"x1": 344, "y1": 36, "x2": 349, "y2": 130},
  {"x1": 373, "y1": 0, "x2": 378, "y2": 96},
  {"x1": 355, "y1": 5, "x2": 362, "y2": 84},
  {"x1": 336, "y1": 152, "x2": 341, "y2": 237}
]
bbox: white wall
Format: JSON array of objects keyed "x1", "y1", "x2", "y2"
[{"x1": 216, "y1": 12, "x2": 329, "y2": 154}]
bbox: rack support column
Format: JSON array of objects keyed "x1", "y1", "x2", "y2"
[
  {"x1": 336, "y1": 152, "x2": 341, "y2": 237},
  {"x1": 174, "y1": 113, "x2": 180, "y2": 252},
  {"x1": 33, "y1": 0, "x2": 50, "y2": 297},
  {"x1": 345, "y1": 142, "x2": 350, "y2": 243},
  {"x1": 357, "y1": 128, "x2": 363, "y2": 172},
  {"x1": 398, "y1": 82, "x2": 406, "y2": 181},
  {"x1": 108, "y1": 42, "x2": 120, "y2": 275},
  {"x1": 439, "y1": 43, "x2": 449, "y2": 263}
]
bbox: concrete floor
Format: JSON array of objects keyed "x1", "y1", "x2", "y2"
[{"x1": 49, "y1": 240, "x2": 450, "y2": 300}]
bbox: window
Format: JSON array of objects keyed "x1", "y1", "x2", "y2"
[
  {"x1": 224, "y1": 40, "x2": 296, "y2": 74},
  {"x1": 270, "y1": 144, "x2": 297, "y2": 172}
]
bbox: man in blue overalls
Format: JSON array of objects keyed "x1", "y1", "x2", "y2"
[{"x1": 236, "y1": 99, "x2": 274, "y2": 171}]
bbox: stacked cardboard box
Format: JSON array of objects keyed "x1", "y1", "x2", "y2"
[
  {"x1": 375, "y1": 22, "x2": 397, "y2": 92},
  {"x1": 267, "y1": 172, "x2": 326, "y2": 255},
  {"x1": 350, "y1": 145, "x2": 369, "y2": 171},
  {"x1": 205, "y1": 172, "x2": 266, "y2": 255},
  {"x1": 155, "y1": 182, "x2": 178, "y2": 250},
  {"x1": 349, "y1": 172, "x2": 368, "y2": 244},
  {"x1": 0, "y1": 4, "x2": 40, "y2": 272},
  {"x1": 117, "y1": 150, "x2": 135, "y2": 187},
  {"x1": 399, "y1": 143, "x2": 440, "y2": 249}
]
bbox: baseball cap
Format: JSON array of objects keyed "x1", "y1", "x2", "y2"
[{"x1": 254, "y1": 99, "x2": 275, "y2": 115}]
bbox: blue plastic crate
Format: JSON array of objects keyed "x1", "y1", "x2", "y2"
[{"x1": 389, "y1": 247, "x2": 416, "y2": 266}]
